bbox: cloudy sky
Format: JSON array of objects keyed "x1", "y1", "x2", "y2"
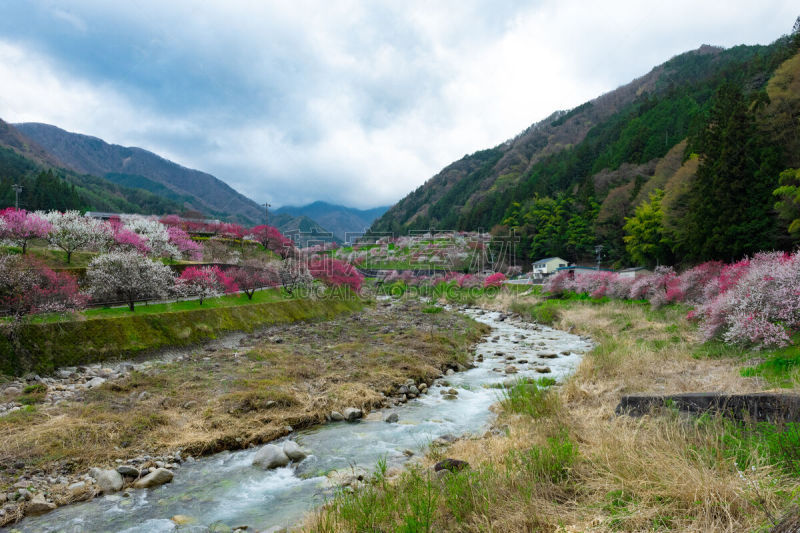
[{"x1": 0, "y1": 1, "x2": 796, "y2": 209}]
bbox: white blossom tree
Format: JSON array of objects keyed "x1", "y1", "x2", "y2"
[
  {"x1": 40, "y1": 211, "x2": 111, "y2": 263},
  {"x1": 124, "y1": 216, "x2": 180, "y2": 259},
  {"x1": 86, "y1": 251, "x2": 175, "y2": 311},
  {"x1": 279, "y1": 258, "x2": 313, "y2": 296}
]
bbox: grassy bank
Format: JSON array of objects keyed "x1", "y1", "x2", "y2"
[
  {"x1": 0, "y1": 294, "x2": 362, "y2": 375},
  {"x1": 310, "y1": 296, "x2": 800, "y2": 532},
  {"x1": 0, "y1": 302, "x2": 488, "y2": 513}
]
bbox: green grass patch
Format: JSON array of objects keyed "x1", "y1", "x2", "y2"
[
  {"x1": 500, "y1": 377, "x2": 559, "y2": 418},
  {"x1": 314, "y1": 430, "x2": 577, "y2": 531},
  {"x1": 737, "y1": 335, "x2": 800, "y2": 387}
]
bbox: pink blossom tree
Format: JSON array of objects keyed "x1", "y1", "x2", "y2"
[
  {"x1": 0, "y1": 209, "x2": 52, "y2": 254},
  {"x1": 177, "y1": 266, "x2": 239, "y2": 305},
  {"x1": 167, "y1": 226, "x2": 203, "y2": 261},
  {"x1": 226, "y1": 261, "x2": 279, "y2": 300}
]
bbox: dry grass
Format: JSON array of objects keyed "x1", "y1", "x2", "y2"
[
  {"x1": 309, "y1": 296, "x2": 799, "y2": 532},
  {"x1": 0, "y1": 301, "x2": 488, "y2": 504}
]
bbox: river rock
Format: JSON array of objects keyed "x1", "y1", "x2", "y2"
[
  {"x1": 171, "y1": 514, "x2": 195, "y2": 525},
  {"x1": 282, "y1": 441, "x2": 307, "y2": 462},
  {"x1": 434, "y1": 458, "x2": 469, "y2": 472},
  {"x1": 252, "y1": 444, "x2": 290, "y2": 469},
  {"x1": 132, "y1": 468, "x2": 174, "y2": 489},
  {"x1": 397, "y1": 385, "x2": 409, "y2": 395},
  {"x1": 330, "y1": 411, "x2": 344, "y2": 421},
  {"x1": 539, "y1": 353, "x2": 558, "y2": 359},
  {"x1": 384, "y1": 412, "x2": 399, "y2": 423},
  {"x1": 408, "y1": 385, "x2": 419, "y2": 395},
  {"x1": 86, "y1": 377, "x2": 106, "y2": 388},
  {"x1": 25, "y1": 495, "x2": 56, "y2": 516},
  {"x1": 504, "y1": 365, "x2": 517, "y2": 374},
  {"x1": 433, "y1": 434, "x2": 458, "y2": 446},
  {"x1": 343, "y1": 407, "x2": 363, "y2": 422},
  {"x1": 535, "y1": 367, "x2": 552, "y2": 373},
  {"x1": 447, "y1": 388, "x2": 458, "y2": 395},
  {"x1": 116, "y1": 465, "x2": 139, "y2": 477},
  {"x1": 90, "y1": 468, "x2": 123, "y2": 493}
]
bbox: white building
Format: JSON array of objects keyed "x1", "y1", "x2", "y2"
[{"x1": 532, "y1": 257, "x2": 568, "y2": 278}]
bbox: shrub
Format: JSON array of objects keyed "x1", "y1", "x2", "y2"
[{"x1": 483, "y1": 272, "x2": 507, "y2": 288}]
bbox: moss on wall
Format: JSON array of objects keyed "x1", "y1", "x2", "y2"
[{"x1": 0, "y1": 297, "x2": 363, "y2": 375}]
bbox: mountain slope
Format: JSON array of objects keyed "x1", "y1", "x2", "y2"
[
  {"x1": 0, "y1": 119, "x2": 183, "y2": 214},
  {"x1": 275, "y1": 201, "x2": 389, "y2": 241},
  {"x1": 270, "y1": 212, "x2": 339, "y2": 247},
  {"x1": 371, "y1": 34, "x2": 800, "y2": 265},
  {"x1": 14, "y1": 123, "x2": 264, "y2": 225}
]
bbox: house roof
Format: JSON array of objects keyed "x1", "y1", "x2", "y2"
[
  {"x1": 533, "y1": 256, "x2": 566, "y2": 263},
  {"x1": 618, "y1": 266, "x2": 650, "y2": 272}
]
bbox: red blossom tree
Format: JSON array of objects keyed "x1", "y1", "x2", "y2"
[
  {"x1": 307, "y1": 256, "x2": 364, "y2": 292},
  {"x1": 249, "y1": 225, "x2": 295, "y2": 257},
  {"x1": 0, "y1": 254, "x2": 87, "y2": 318}
]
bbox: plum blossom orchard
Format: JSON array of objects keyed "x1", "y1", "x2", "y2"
[{"x1": 544, "y1": 251, "x2": 800, "y2": 348}]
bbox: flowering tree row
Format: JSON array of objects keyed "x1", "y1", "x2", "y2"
[
  {"x1": 544, "y1": 252, "x2": 800, "y2": 348},
  {"x1": 0, "y1": 251, "x2": 364, "y2": 317},
  {"x1": 0, "y1": 209, "x2": 202, "y2": 263}
]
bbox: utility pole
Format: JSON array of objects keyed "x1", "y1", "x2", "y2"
[
  {"x1": 263, "y1": 202, "x2": 271, "y2": 227},
  {"x1": 11, "y1": 184, "x2": 22, "y2": 210},
  {"x1": 595, "y1": 244, "x2": 604, "y2": 270}
]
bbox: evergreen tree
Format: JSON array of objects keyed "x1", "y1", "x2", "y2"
[{"x1": 681, "y1": 83, "x2": 777, "y2": 261}]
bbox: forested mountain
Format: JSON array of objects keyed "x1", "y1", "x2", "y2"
[
  {"x1": 15, "y1": 123, "x2": 265, "y2": 225},
  {"x1": 372, "y1": 27, "x2": 800, "y2": 267},
  {"x1": 269, "y1": 212, "x2": 340, "y2": 246},
  {"x1": 275, "y1": 201, "x2": 389, "y2": 241},
  {"x1": 0, "y1": 119, "x2": 182, "y2": 214}
]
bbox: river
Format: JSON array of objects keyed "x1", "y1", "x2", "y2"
[{"x1": 10, "y1": 308, "x2": 592, "y2": 532}]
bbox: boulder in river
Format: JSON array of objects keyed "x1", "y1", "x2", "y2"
[
  {"x1": 535, "y1": 366, "x2": 552, "y2": 373},
  {"x1": 116, "y1": 465, "x2": 139, "y2": 477},
  {"x1": 343, "y1": 407, "x2": 363, "y2": 422},
  {"x1": 89, "y1": 467, "x2": 123, "y2": 493},
  {"x1": 330, "y1": 411, "x2": 345, "y2": 421},
  {"x1": 282, "y1": 440, "x2": 308, "y2": 462},
  {"x1": 504, "y1": 365, "x2": 517, "y2": 374},
  {"x1": 133, "y1": 468, "x2": 174, "y2": 488},
  {"x1": 25, "y1": 495, "x2": 56, "y2": 516},
  {"x1": 384, "y1": 413, "x2": 399, "y2": 423},
  {"x1": 252, "y1": 444, "x2": 290, "y2": 469}
]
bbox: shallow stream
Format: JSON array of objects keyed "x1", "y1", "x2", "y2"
[{"x1": 12, "y1": 309, "x2": 592, "y2": 532}]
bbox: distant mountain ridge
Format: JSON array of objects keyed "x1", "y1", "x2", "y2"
[
  {"x1": 275, "y1": 201, "x2": 389, "y2": 241},
  {"x1": 15, "y1": 123, "x2": 265, "y2": 225}
]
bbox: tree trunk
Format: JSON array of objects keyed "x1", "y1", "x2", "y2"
[
  {"x1": 66, "y1": 250, "x2": 72, "y2": 264},
  {"x1": 128, "y1": 300, "x2": 135, "y2": 312}
]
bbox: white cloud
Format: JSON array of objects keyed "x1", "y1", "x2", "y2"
[{"x1": 0, "y1": 0, "x2": 796, "y2": 209}]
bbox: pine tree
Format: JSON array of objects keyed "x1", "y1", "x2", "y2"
[{"x1": 682, "y1": 83, "x2": 777, "y2": 261}]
